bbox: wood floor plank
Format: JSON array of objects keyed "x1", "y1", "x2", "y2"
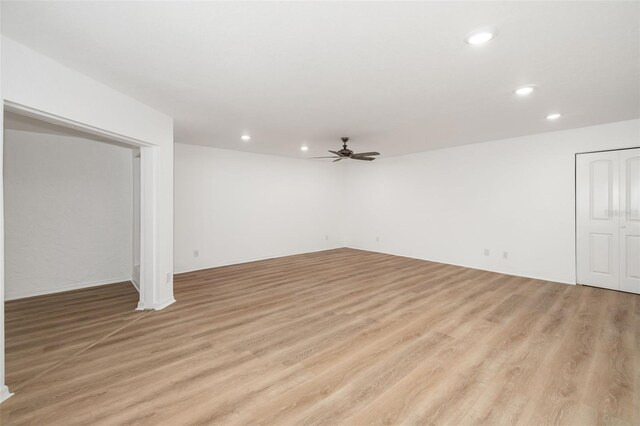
[
  {"x1": 1, "y1": 248, "x2": 638, "y2": 425},
  {"x1": 517, "y1": 286, "x2": 611, "y2": 425}
]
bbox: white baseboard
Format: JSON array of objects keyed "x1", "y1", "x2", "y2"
[
  {"x1": 345, "y1": 246, "x2": 576, "y2": 286},
  {"x1": 174, "y1": 245, "x2": 345, "y2": 275},
  {"x1": 0, "y1": 385, "x2": 13, "y2": 404},
  {"x1": 154, "y1": 297, "x2": 176, "y2": 310},
  {"x1": 136, "y1": 297, "x2": 176, "y2": 311},
  {"x1": 5, "y1": 276, "x2": 134, "y2": 300}
]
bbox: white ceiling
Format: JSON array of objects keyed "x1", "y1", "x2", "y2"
[{"x1": 2, "y1": 1, "x2": 639, "y2": 158}]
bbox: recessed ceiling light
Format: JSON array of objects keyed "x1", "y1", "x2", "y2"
[
  {"x1": 241, "y1": 135, "x2": 251, "y2": 141},
  {"x1": 515, "y1": 86, "x2": 535, "y2": 96},
  {"x1": 465, "y1": 29, "x2": 496, "y2": 45},
  {"x1": 546, "y1": 113, "x2": 562, "y2": 120},
  {"x1": 300, "y1": 146, "x2": 309, "y2": 152}
]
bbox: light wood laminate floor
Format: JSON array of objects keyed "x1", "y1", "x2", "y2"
[{"x1": 1, "y1": 248, "x2": 639, "y2": 425}]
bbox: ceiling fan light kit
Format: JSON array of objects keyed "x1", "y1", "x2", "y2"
[{"x1": 312, "y1": 137, "x2": 381, "y2": 162}]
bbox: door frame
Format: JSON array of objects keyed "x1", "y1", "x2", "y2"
[
  {"x1": 3, "y1": 100, "x2": 159, "y2": 309},
  {"x1": 574, "y1": 146, "x2": 640, "y2": 286}
]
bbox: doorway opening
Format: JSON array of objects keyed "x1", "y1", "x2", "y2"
[
  {"x1": 3, "y1": 110, "x2": 141, "y2": 300},
  {"x1": 2, "y1": 109, "x2": 145, "y2": 391}
]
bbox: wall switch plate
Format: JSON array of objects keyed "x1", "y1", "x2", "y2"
[
  {"x1": 376, "y1": 236, "x2": 380, "y2": 243},
  {"x1": 325, "y1": 235, "x2": 329, "y2": 241},
  {"x1": 193, "y1": 250, "x2": 199, "y2": 257},
  {"x1": 166, "y1": 272, "x2": 172, "y2": 283},
  {"x1": 503, "y1": 251, "x2": 508, "y2": 259},
  {"x1": 484, "y1": 249, "x2": 490, "y2": 256}
]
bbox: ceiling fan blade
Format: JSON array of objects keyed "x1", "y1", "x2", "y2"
[
  {"x1": 332, "y1": 158, "x2": 343, "y2": 162},
  {"x1": 352, "y1": 152, "x2": 380, "y2": 156},
  {"x1": 329, "y1": 150, "x2": 343, "y2": 156},
  {"x1": 311, "y1": 156, "x2": 340, "y2": 159},
  {"x1": 351, "y1": 156, "x2": 375, "y2": 161}
]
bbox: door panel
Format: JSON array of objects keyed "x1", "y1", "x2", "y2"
[
  {"x1": 620, "y1": 148, "x2": 640, "y2": 294},
  {"x1": 576, "y1": 151, "x2": 620, "y2": 290},
  {"x1": 625, "y1": 236, "x2": 640, "y2": 278},
  {"x1": 589, "y1": 160, "x2": 613, "y2": 220},
  {"x1": 589, "y1": 233, "x2": 612, "y2": 274}
]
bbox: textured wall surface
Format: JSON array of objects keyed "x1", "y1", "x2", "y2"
[{"x1": 4, "y1": 129, "x2": 134, "y2": 299}]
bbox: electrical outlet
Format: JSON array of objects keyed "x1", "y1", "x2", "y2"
[
  {"x1": 503, "y1": 251, "x2": 508, "y2": 259},
  {"x1": 193, "y1": 250, "x2": 199, "y2": 258},
  {"x1": 325, "y1": 235, "x2": 329, "y2": 241},
  {"x1": 376, "y1": 236, "x2": 380, "y2": 243},
  {"x1": 484, "y1": 249, "x2": 490, "y2": 256}
]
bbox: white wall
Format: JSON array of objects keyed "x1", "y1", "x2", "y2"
[
  {"x1": 174, "y1": 143, "x2": 344, "y2": 273},
  {"x1": 3, "y1": 129, "x2": 133, "y2": 300},
  {"x1": 345, "y1": 119, "x2": 640, "y2": 284}
]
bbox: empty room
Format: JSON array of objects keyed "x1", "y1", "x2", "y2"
[{"x1": 0, "y1": 1, "x2": 639, "y2": 425}]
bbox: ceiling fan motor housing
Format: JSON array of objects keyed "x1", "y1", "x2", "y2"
[{"x1": 340, "y1": 137, "x2": 352, "y2": 156}]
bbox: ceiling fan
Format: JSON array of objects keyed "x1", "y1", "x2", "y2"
[{"x1": 313, "y1": 137, "x2": 380, "y2": 162}]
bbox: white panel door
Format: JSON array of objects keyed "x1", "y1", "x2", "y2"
[
  {"x1": 620, "y1": 148, "x2": 640, "y2": 294},
  {"x1": 576, "y1": 151, "x2": 620, "y2": 290}
]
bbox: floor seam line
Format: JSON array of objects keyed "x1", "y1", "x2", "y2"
[{"x1": 13, "y1": 311, "x2": 150, "y2": 392}]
